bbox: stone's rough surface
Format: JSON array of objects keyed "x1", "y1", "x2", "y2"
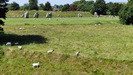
[
  {"x1": 34, "y1": 13, "x2": 39, "y2": 18},
  {"x1": 46, "y1": 13, "x2": 52, "y2": 18}
]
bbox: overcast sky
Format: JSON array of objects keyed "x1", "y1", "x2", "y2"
[{"x1": 8, "y1": 0, "x2": 128, "y2": 6}]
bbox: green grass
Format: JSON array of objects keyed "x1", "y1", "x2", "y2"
[{"x1": 1, "y1": 17, "x2": 133, "y2": 74}]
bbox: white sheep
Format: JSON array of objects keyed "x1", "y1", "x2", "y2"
[
  {"x1": 6, "y1": 42, "x2": 12, "y2": 46},
  {"x1": 47, "y1": 49, "x2": 54, "y2": 54},
  {"x1": 32, "y1": 62, "x2": 40, "y2": 68},
  {"x1": 75, "y1": 51, "x2": 80, "y2": 56},
  {"x1": 18, "y1": 46, "x2": 22, "y2": 50}
]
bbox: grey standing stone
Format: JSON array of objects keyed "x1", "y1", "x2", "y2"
[
  {"x1": 94, "y1": 12, "x2": 99, "y2": 18},
  {"x1": 24, "y1": 12, "x2": 29, "y2": 18},
  {"x1": 34, "y1": 13, "x2": 39, "y2": 18},
  {"x1": 57, "y1": 14, "x2": 60, "y2": 17},
  {"x1": 21, "y1": 14, "x2": 24, "y2": 18},
  {"x1": 78, "y1": 13, "x2": 83, "y2": 17},
  {"x1": 46, "y1": 13, "x2": 52, "y2": 18}
]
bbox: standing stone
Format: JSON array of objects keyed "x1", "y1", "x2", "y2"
[
  {"x1": 57, "y1": 14, "x2": 60, "y2": 17},
  {"x1": 46, "y1": 13, "x2": 49, "y2": 18},
  {"x1": 23, "y1": 12, "x2": 29, "y2": 18},
  {"x1": 46, "y1": 13, "x2": 52, "y2": 18},
  {"x1": 78, "y1": 13, "x2": 83, "y2": 17},
  {"x1": 33, "y1": 13, "x2": 39, "y2": 18},
  {"x1": 21, "y1": 14, "x2": 24, "y2": 18},
  {"x1": 94, "y1": 12, "x2": 99, "y2": 18}
]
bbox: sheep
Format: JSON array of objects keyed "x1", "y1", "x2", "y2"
[
  {"x1": 32, "y1": 62, "x2": 40, "y2": 68},
  {"x1": 75, "y1": 51, "x2": 80, "y2": 56},
  {"x1": 18, "y1": 46, "x2": 22, "y2": 50},
  {"x1": 6, "y1": 42, "x2": 12, "y2": 46},
  {"x1": 47, "y1": 49, "x2": 54, "y2": 54}
]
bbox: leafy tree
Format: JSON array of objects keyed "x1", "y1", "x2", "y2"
[
  {"x1": 20, "y1": 4, "x2": 29, "y2": 10},
  {"x1": 107, "y1": 2, "x2": 123, "y2": 15},
  {"x1": 69, "y1": 5, "x2": 77, "y2": 11},
  {"x1": 92, "y1": 0, "x2": 107, "y2": 15},
  {"x1": 0, "y1": 0, "x2": 8, "y2": 31},
  {"x1": 29, "y1": 0, "x2": 38, "y2": 10},
  {"x1": 44, "y1": 2, "x2": 52, "y2": 11},
  {"x1": 39, "y1": 3, "x2": 45, "y2": 10},
  {"x1": 61, "y1": 4, "x2": 70, "y2": 11},
  {"x1": 72, "y1": 0, "x2": 94, "y2": 11},
  {"x1": 128, "y1": 0, "x2": 133, "y2": 5},
  {"x1": 119, "y1": 0, "x2": 133, "y2": 25},
  {"x1": 7, "y1": 2, "x2": 20, "y2": 10},
  {"x1": 72, "y1": 1, "x2": 80, "y2": 5},
  {"x1": 106, "y1": 2, "x2": 113, "y2": 15},
  {"x1": 58, "y1": 5, "x2": 63, "y2": 11}
]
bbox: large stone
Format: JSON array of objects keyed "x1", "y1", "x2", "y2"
[
  {"x1": 33, "y1": 13, "x2": 39, "y2": 18},
  {"x1": 21, "y1": 14, "x2": 24, "y2": 18},
  {"x1": 46, "y1": 13, "x2": 52, "y2": 18},
  {"x1": 94, "y1": 12, "x2": 99, "y2": 18},
  {"x1": 78, "y1": 13, "x2": 83, "y2": 17},
  {"x1": 57, "y1": 14, "x2": 60, "y2": 17},
  {"x1": 23, "y1": 12, "x2": 29, "y2": 18}
]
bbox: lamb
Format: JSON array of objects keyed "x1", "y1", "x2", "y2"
[
  {"x1": 32, "y1": 62, "x2": 40, "y2": 68},
  {"x1": 75, "y1": 51, "x2": 80, "y2": 56},
  {"x1": 18, "y1": 46, "x2": 22, "y2": 50},
  {"x1": 47, "y1": 49, "x2": 54, "y2": 54}
]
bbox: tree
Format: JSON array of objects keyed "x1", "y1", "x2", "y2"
[
  {"x1": 61, "y1": 4, "x2": 70, "y2": 11},
  {"x1": 128, "y1": 0, "x2": 133, "y2": 5},
  {"x1": 92, "y1": 0, "x2": 107, "y2": 15},
  {"x1": 7, "y1": 2, "x2": 20, "y2": 10},
  {"x1": 119, "y1": 0, "x2": 133, "y2": 25},
  {"x1": 107, "y1": 2, "x2": 123, "y2": 15},
  {"x1": 20, "y1": 4, "x2": 29, "y2": 10},
  {"x1": 72, "y1": 0, "x2": 94, "y2": 11},
  {"x1": 0, "y1": 0, "x2": 8, "y2": 31},
  {"x1": 29, "y1": 0, "x2": 38, "y2": 10},
  {"x1": 44, "y1": 2, "x2": 52, "y2": 11},
  {"x1": 39, "y1": 3, "x2": 45, "y2": 10},
  {"x1": 69, "y1": 5, "x2": 77, "y2": 11}
]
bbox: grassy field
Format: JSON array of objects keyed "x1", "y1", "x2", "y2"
[{"x1": 1, "y1": 17, "x2": 133, "y2": 74}]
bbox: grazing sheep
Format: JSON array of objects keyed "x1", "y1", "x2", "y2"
[
  {"x1": 18, "y1": 46, "x2": 22, "y2": 50},
  {"x1": 6, "y1": 42, "x2": 11, "y2": 46},
  {"x1": 75, "y1": 51, "x2": 80, "y2": 56},
  {"x1": 32, "y1": 62, "x2": 40, "y2": 68},
  {"x1": 47, "y1": 49, "x2": 54, "y2": 54}
]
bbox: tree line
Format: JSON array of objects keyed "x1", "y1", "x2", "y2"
[{"x1": 7, "y1": 0, "x2": 124, "y2": 16}]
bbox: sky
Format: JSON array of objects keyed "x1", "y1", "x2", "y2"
[{"x1": 8, "y1": 0, "x2": 128, "y2": 6}]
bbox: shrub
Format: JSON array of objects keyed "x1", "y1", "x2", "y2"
[{"x1": 119, "y1": 5, "x2": 133, "y2": 25}]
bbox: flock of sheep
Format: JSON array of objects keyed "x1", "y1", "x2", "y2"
[{"x1": 5, "y1": 42, "x2": 80, "y2": 68}]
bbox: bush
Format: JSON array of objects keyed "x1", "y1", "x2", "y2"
[{"x1": 119, "y1": 5, "x2": 133, "y2": 25}]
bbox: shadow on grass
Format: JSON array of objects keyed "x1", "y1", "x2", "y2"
[{"x1": 0, "y1": 32, "x2": 48, "y2": 45}]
